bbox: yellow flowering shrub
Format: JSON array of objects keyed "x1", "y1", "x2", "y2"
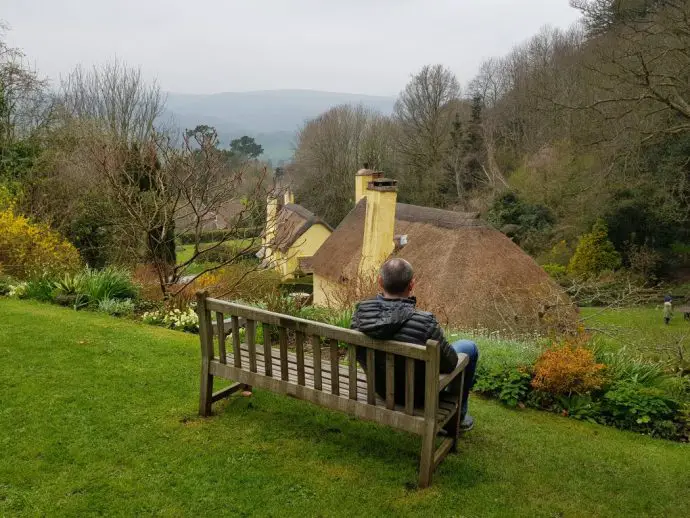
[{"x1": 0, "y1": 208, "x2": 81, "y2": 279}]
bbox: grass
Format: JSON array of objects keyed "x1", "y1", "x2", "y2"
[
  {"x1": 1, "y1": 299, "x2": 689, "y2": 517},
  {"x1": 581, "y1": 306, "x2": 689, "y2": 360}
]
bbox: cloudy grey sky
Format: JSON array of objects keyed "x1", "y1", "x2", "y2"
[{"x1": 4, "y1": 0, "x2": 581, "y2": 96}]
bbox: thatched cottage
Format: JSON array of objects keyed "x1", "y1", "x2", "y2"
[
  {"x1": 310, "y1": 168, "x2": 573, "y2": 333},
  {"x1": 261, "y1": 187, "x2": 332, "y2": 279}
]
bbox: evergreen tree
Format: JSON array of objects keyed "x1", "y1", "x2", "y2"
[{"x1": 568, "y1": 219, "x2": 622, "y2": 277}]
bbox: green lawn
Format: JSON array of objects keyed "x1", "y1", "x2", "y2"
[
  {"x1": 1, "y1": 299, "x2": 688, "y2": 517},
  {"x1": 581, "y1": 306, "x2": 689, "y2": 361}
]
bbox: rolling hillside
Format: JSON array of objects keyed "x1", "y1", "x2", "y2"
[{"x1": 164, "y1": 89, "x2": 396, "y2": 163}]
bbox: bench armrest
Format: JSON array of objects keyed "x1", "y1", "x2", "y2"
[{"x1": 438, "y1": 353, "x2": 469, "y2": 392}]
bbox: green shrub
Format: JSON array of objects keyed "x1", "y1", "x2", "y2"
[
  {"x1": 98, "y1": 298, "x2": 135, "y2": 316},
  {"x1": 487, "y1": 191, "x2": 554, "y2": 254},
  {"x1": 593, "y1": 346, "x2": 666, "y2": 388},
  {"x1": 474, "y1": 365, "x2": 532, "y2": 407},
  {"x1": 568, "y1": 220, "x2": 622, "y2": 277},
  {"x1": 602, "y1": 381, "x2": 679, "y2": 434},
  {"x1": 554, "y1": 394, "x2": 602, "y2": 423},
  {"x1": 0, "y1": 274, "x2": 13, "y2": 295},
  {"x1": 78, "y1": 267, "x2": 139, "y2": 304},
  {"x1": 196, "y1": 241, "x2": 259, "y2": 264},
  {"x1": 542, "y1": 263, "x2": 568, "y2": 281},
  {"x1": 24, "y1": 276, "x2": 56, "y2": 302},
  {"x1": 538, "y1": 240, "x2": 573, "y2": 266}
]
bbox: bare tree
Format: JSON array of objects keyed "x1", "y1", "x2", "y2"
[
  {"x1": 292, "y1": 104, "x2": 396, "y2": 226},
  {"x1": 59, "y1": 59, "x2": 165, "y2": 144},
  {"x1": 0, "y1": 25, "x2": 52, "y2": 145},
  {"x1": 394, "y1": 64, "x2": 461, "y2": 206},
  {"x1": 72, "y1": 121, "x2": 277, "y2": 297}
]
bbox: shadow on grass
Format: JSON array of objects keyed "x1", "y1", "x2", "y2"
[{"x1": 183, "y1": 390, "x2": 487, "y2": 490}]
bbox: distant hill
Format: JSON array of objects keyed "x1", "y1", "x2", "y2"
[{"x1": 163, "y1": 89, "x2": 397, "y2": 164}]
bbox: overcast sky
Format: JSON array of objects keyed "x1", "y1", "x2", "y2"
[{"x1": 4, "y1": 0, "x2": 581, "y2": 96}]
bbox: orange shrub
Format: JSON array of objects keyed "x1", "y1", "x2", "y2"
[{"x1": 532, "y1": 341, "x2": 606, "y2": 396}]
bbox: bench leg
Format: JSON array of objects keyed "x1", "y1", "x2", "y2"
[
  {"x1": 451, "y1": 370, "x2": 465, "y2": 453},
  {"x1": 199, "y1": 360, "x2": 213, "y2": 417},
  {"x1": 418, "y1": 427, "x2": 436, "y2": 488}
]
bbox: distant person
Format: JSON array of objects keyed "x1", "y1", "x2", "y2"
[
  {"x1": 350, "y1": 258, "x2": 479, "y2": 431},
  {"x1": 664, "y1": 295, "x2": 673, "y2": 325}
]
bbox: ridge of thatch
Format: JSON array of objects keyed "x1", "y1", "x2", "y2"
[
  {"x1": 273, "y1": 203, "x2": 333, "y2": 252},
  {"x1": 396, "y1": 203, "x2": 482, "y2": 228}
]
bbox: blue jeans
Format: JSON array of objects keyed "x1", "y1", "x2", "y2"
[{"x1": 449, "y1": 340, "x2": 479, "y2": 418}]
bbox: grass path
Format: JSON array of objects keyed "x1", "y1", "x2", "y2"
[{"x1": 1, "y1": 299, "x2": 688, "y2": 517}]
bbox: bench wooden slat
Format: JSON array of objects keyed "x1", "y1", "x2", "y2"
[
  {"x1": 348, "y1": 344, "x2": 357, "y2": 401},
  {"x1": 312, "y1": 335, "x2": 322, "y2": 390},
  {"x1": 246, "y1": 319, "x2": 257, "y2": 373},
  {"x1": 216, "y1": 312, "x2": 226, "y2": 364},
  {"x1": 262, "y1": 323, "x2": 273, "y2": 377},
  {"x1": 433, "y1": 437, "x2": 454, "y2": 470},
  {"x1": 366, "y1": 349, "x2": 375, "y2": 405},
  {"x1": 231, "y1": 316, "x2": 241, "y2": 368},
  {"x1": 330, "y1": 339, "x2": 340, "y2": 396},
  {"x1": 385, "y1": 353, "x2": 395, "y2": 410},
  {"x1": 279, "y1": 327, "x2": 288, "y2": 381},
  {"x1": 296, "y1": 331, "x2": 306, "y2": 386},
  {"x1": 405, "y1": 358, "x2": 414, "y2": 415},
  {"x1": 233, "y1": 346, "x2": 368, "y2": 393}
]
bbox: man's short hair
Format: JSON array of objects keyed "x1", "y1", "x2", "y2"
[{"x1": 380, "y1": 258, "x2": 414, "y2": 295}]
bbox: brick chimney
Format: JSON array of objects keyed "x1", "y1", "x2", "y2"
[
  {"x1": 358, "y1": 177, "x2": 398, "y2": 278},
  {"x1": 262, "y1": 192, "x2": 279, "y2": 261},
  {"x1": 283, "y1": 186, "x2": 294, "y2": 206},
  {"x1": 354, "y1": 163, "x2": 383, "y2": 205}
]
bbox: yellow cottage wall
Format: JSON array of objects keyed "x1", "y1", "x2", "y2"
[
  {"x1": 313, "y1": 274, "x2": 341, "y2": 307},
  {"x1": 277, "y1": 224, "x2": 332, "y2": 279}
]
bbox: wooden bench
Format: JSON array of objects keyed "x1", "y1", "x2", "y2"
[{"x1": 196, "y1": 292, "x2": 470, "y2": 487}]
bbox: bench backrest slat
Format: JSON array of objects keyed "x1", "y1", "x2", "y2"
[
  {"x1": 366, "y1": 349, "x2": 376, "y2": 405},
  {"x1": 216, "y1": 312, "x2": 227, "y2": 364},
  {"x1": 405, "y1": 358, "x2": 415, "y2": 415},
  {"x1": 385, "y1": 353, "x2": 395, "y2": 410},
  {"x1": 231, "y1": 316, "x2": 241, "y2": 368},
  {"x1": 329, "y1": 339, "x2": 340, "y2": 396},
  {"x1": 311, "y1": 335, "x2": 322, "y2": 390},
  {"x1": 348, "y1": 344, "x2": 358, "y2": 401},
  {"x1": 296, "y1": 331, "x2": 306, "y2": 386},
  {"x1": 279, "y1": 327, "x2": 289, "y2": 381},
  {"x1": 246, "y1": 319, "x2": 257, "y2": 373},
  {"x1": 262, "y1": 323, "x2": 273, "y2": 377}
]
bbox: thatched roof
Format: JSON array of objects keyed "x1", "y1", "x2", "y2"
[
  {"x1": 310, "y1": 199, "x2": 573, "y2": 332},
  {"x1": 273, "y1": 203, "x2": 332, "y2": 252}
]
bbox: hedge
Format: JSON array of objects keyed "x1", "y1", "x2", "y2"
[{"x1": 177, "y1": 227, "x2": 262, "y2": 244}]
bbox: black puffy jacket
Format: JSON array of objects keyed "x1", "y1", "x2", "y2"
[{"x1": 350, "y1": 295, "x2": 458, "y2": 407}]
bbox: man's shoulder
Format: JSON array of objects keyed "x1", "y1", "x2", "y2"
[{"x1": 409, "y1": 308, "x2": 438, "y2": 326}]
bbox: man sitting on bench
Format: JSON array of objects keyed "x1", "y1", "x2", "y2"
[{"x1": 351, "y1": 258, "x2": 479, "y2": 431}]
